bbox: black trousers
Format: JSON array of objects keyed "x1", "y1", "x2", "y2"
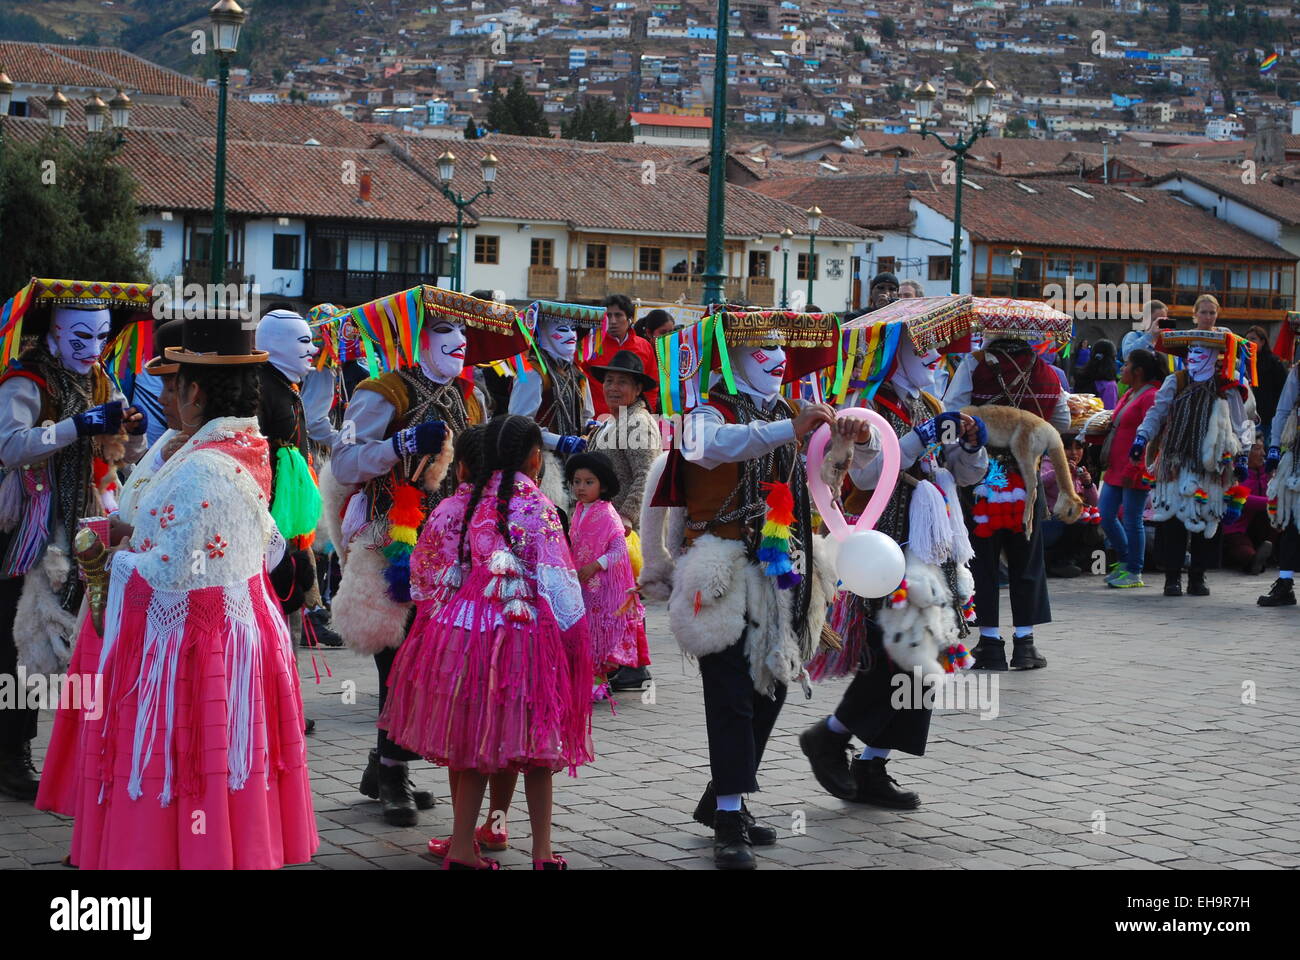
[
  {"x1": 970, "y1": 513, "x2": 1052, "y2": 629},
  {"x1": 0, "y1": 576, "x2": 38, "y2": 751},
  {"x1": 1279, "y1": 519, "x2": 1300, "y2": 571},
  {"x1": 833, "y1": 619, "x2": 931, "y2": 757},
  {"x1": 1157, "y1": 518, "x2": 1221, "y2": 574},
  {"x1": 698, "y1": 631, "x2": 786, "y2": 796},
  {"x1": 374, "y1": 605, "x2": 421, "y2": 762}
]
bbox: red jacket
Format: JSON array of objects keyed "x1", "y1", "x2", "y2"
[
  {"x1": 584, "y1": 330, "x2": 660, "y2": 416},
  {"x1": 1102, "y1": 382, "x2": 1159, "y2": 489}
]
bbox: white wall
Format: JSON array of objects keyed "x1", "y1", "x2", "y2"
[
  {"x1": 869, "y1": 200, "x2": 971, "y2": 297},
  {"x1": 459, "y1": 220, "x2": 570, "y2": 298},
  {"x1": 245, "y1": 219, "x2": 308, "y2": 298},
  {"x1": 141, "y1": 213, "x2": 186, "y2": 286}
]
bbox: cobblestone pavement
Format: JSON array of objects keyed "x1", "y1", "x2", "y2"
[{"x1": 4, "y1": 570, "x2": 1299, "y2": 870}]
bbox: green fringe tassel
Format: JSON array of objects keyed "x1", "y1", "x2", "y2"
[{"x1": 270, "y1": 446, "x2": 323, "y2": 540}]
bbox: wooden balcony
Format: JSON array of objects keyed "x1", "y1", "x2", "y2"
[
  {"x1": 304, "y1": 269, "x2": 428, "y2": 304},
  {"x1": 183, "y1": 259, "x2": 246, "y2": 287},
  {"x1": 527, "y1": 265, "x2": 560, "y2": 300},
  {"x1": 565, "y1": 269, "x2": 775, "y2": 306}
]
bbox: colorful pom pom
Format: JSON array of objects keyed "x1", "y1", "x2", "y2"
[{"x1": 758, "y1": 481, "x2": 798, "y2": 589}]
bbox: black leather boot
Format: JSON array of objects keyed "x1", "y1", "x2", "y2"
[
  {"x1": 1164, "y1": 572, "x2": 1182, "y2": 596},
  {"x1": 609, "y1": 666, "x2": 651, "y2": 691},
  {"x1": 692, "y1": 782, "x2": 776, "y2": 846},
  {"x1": 1009, "y1": 635, "x2": 1047, "y2": 670},
  {"x1": 713, "y1": 809, "x2": 756, "y2": 870},
  {"x1": 305, "y1": 607, "x2": 345, "y2": 647},
  {"x1": 850, "y1": 757, "x2": 920, "y2": 809},
  {"x1": 1258, "y1": 577, "x2": 1297, "y2": 607},
  {"x1": 1186, "y1": 569, "x2": 1209, "y2": 596},
  {"x1": 799, "y1": 718, "x2": 856, "y2": 799},
  {"x1": 969, "y1": 637, "x2": 1008, "y2": 671},
  {"x1": 376, "y1": 761, "x2": 419, "y2": 826},
  {"x1": 0, "y1": 741, "x2": 40, "y2": 803},
  {"x1": 360, "y1": 749, "x2": 434, "y2": 810}
]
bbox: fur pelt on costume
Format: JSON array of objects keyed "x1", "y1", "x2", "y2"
[
  {"x1": 669, "y1": 532, "x2": 838, "y2": 696},
  {"x1": 14, "y1": 530, "x2": 77, "y2": 674},
  {"x1": 962, "y1": 404, "x2": 1085, "y2": 533},
  {"x1": 317, "y1": 458, "x2": 352, "y2": 567},
  {"x1": 875, "y1": 549, "x2": 970, "y2": 678},
  {"x1": 1148, "y1": 395, "x2": 1239, "y2": 535},
  {"x1": 1268, "y1": 413, "x2": 1300, "y2": 530},
  {"x1": 638, "y1": 452, "x2": 684, "y2": 601},
  {"x1": 330, "y1": 527, "x2": 411, "y2": 655}
]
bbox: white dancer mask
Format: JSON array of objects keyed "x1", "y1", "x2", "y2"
[
  {"x1": 892, "y1": 337, "x2": 940, "y2": 398},
  {"x1": 48, "y1": 307, "x2": 111, "y2": 375},
  {"x1": 256, "y1": 309, "x2": 317, "y2": 383},
  {"x1": 731, "y1": 343, "x2": 787, "y2": 401},
  {"x1": 419, "y1": 320, "x2": 467, "y2": 383},
  {"x1": 540, "y1": 318, "x2": 578, "y2": 363},
  {"x1": 1186, "y1": 345, "x2": 1218, "y2": 382}
]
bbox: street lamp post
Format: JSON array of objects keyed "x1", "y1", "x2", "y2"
[
  {"x1": 209, "y1": 0, "x2": 246, "y2": 289},
  {"x1": 435, "y1": 151, "x2": 497, "y2": 293},
  {"x1": 805, "y1": 205, "x2": 821, "y2": 309},
  {"x1": 1009, "y1": 246, "x2": 1023, "y2": 297},
  {"x1": 108, "y1": 87, "x2": 132, "y2": 147},
  {"x1": 913, "y1": 77, "x2": 997, "y2": 295},
  {"x1": 84, "y1": 95, "x2": 108, "y2": 135},
  {"x1": 779, "y1": 227, "x2": 793, "y2": 309},
  {"x1": 0, "y1": 67, "x2": 12, "y2": 150},
  {"x1": 447, "y1": 230, "x2": 459, "y2": 293},
  {"x1": 46, "y1": 88, "x2": 70, "y2": 131},
  {"x1": 701, "y1": 1, "x2": 730, "y2": 306}
]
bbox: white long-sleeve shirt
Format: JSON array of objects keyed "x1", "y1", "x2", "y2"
[
  {"x1": 508, "y1": 363, "x2": 594, "y2": 451},
  {"x1": 680, "y1": 385, "x2": 798, "y2": 469},
  {"x1": 1136, "y1": 375, "x2": 1254, "y2": 449},
  {"x1": 1269, "y1": 366, "x2": 1298, "y2": 450},
  {"x1": 328, "y1": 387, "x2": 400, "y2": 485},
  {"x1": 300, "y1": 367, "x2": 341, "y2": 447},
  {"x1": 0, "y1": 375, "x2": 145, "y2": 470},
  {"x1": 941, "y1": 353, "x2": 1071, "y2": 431}
]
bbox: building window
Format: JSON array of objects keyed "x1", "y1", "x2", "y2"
[
  {"x1": 474, "y1": 235, "x2": 499, "y2": 265},
  {"x1": 748, "y1": 251, "x2": 770, "y2": 277},
  {"x1": 586, "y1": 244, "x2": 607, "y2": 269},
  {"x1": 145, "y1": 229, "x2": 164, "y2": 250},
  {"x1": 530, "y1": 238, "x2": 554, "y2": 267},
  {"x1": 877, "y1": 256, "x2": 896, "y2": 275},
  {"x1": 273, "y1": 233, "x2": 300, "y2": 270},
  {"x1": 638, "y1": 247, "x2": 662, "y2": 273},
  {"x1": 797, "y1": 253, "x2": 818, "y2": 281},
  {"x1": 927, "y1": 256, "x2": 951, "y2": 281},
  {"x1": 386, "y1": 240, "x2": 419, "y2": 274},
  {"x1": 312, "y1": 237, "x2": 345, "y2": 270}
]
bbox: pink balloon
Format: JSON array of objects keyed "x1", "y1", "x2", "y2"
[{"x1": 805, "y1": 407, "x2": 900, "y2": 541}]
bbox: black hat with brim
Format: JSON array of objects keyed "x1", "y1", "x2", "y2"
[
  {"x1": 564, "y1": 451, "x2": 621, "y2": 501},
  {"x1": 588, "y1": 349, "x2": 657, "y2": 391},
  {"x1": 166, "y1": 315, "x2": 268, "y2": 366},
  {"x1": 145, "y1": 318, "x2": 185, "y2": 375}
]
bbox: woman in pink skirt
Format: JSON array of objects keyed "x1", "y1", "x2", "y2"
[
  {"x1": 382, "y1": 414, "x2": 593, "y2": 870},
  {"x1": 39, "y1": 316, "x2": 318, "y2": 869}
]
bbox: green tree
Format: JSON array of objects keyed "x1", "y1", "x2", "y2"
[
  {"x1": 560, "y1": 97, "x2": 633, "y2": 142},
  {"x1": 879, "y1": 17, "x2": 896, "y2": 41},
  {"x1": 1004, "y1": 115, "x2": 1031, "y2": 138},
  {"x1": 503, "y1": 76, "x2": 550, "y2": 137},
  {"x1": 0, "y1": 136, "x2": 148, "y2": 296},
  {"x1": 1167, "y1": 1, "x2": 1182, "y2": 33},
  {"x1": 464, "y1": 115, "x2": 480, "y2": 139}
]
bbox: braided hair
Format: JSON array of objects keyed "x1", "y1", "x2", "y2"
[
  {"x1": 453, "y1": 423, "x2": 486, "y2": 484},
  {"x1": 178, "y1": 364, "x2": 262, "y2": 421},
  {"x1": 457, "y1": 414, "x2": 543, "y2": 567}
]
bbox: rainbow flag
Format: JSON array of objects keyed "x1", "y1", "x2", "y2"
[
  {"x1": 107, "y1": 319, "x2": 152, "y2": 378},
  {"x1": 1260, "y1": 52, "x2": 1279, "y2": 73},
  {"x1": 0, "y1": 281, "x2": 36, "y2": 368}
]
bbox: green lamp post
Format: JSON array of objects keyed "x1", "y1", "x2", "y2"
[
  {"x1": 913, "y1": 77, "x2": 997, "y2": 295},
  {"x1": 779, "y1": 227, "x2": 793, "y2": 309},
  {"x1": 436, "y1": 150, "x2": 498, "y2": 293},
  {"x1": 805, "y1": 205, "x2": 821, "y2": 308},
  {"x1": 701, "y1": 3, "x2": 730, "y2": 306},
  {"x1": 209, "y1": 0, "x2": 247, "y2": 288}
]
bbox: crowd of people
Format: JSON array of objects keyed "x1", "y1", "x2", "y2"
[{"x1": 0, "y1": 274, "x2": 1295, "y2": 872}]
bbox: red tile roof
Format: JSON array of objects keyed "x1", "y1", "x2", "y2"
[
  {"x1": 0, "y1": 41, "x2": 210, "y2": 98},
  {"x1": 913, "y1": 177, "x2": 1293, "y2": 260},
  {"x1": 747, "y1": 174, "x2": 931, "y2": 230},
  {"x1": 629, "y1": 112, "x2": 711, "y2": 129}
]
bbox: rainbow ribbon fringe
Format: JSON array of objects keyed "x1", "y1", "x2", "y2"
[{"x1": 756, "y1": 481, "x2": 800, "y2": 589}]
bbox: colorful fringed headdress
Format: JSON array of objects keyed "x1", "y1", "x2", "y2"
[
  {"x1": 1155, "y1": 327, "x2": 1258, "y2": 389},
  {"x1": 1, "y1": 277, "x2": 155, "y2": 375},
  {"x1": 306, "y1": 302, "x2": 356, "y2": 370}
]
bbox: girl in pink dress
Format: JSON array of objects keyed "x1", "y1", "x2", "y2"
[
  {"x1": 565, "y1": 452, "x2": 649, "y2": 697},
  {"x1": 38, "y1": 320, "x2": 318, "y2": 869},
  {"x1": 381, "y1": 415, "x2": 593, "y2": 870}
]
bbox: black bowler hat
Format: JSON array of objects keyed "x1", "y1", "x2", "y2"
[
  {"x1": 145, "y1": 318, "x2": 185, "y2": 375},
  {"x1": 588, "y1": 349, "x2": 657, "y2": 391},
  {"x1": 165, "y1": 315, "x2": 268, "y2": 366},
  {"x1": 564, "y1": 451, "x2": 621, "y2": 501},
  {"x1": 870, "y1": 272, "x2": 900, "y2": 290}
]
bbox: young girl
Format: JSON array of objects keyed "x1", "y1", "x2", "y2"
[
  {"x1": 382, "y1": 414, "x2": 592, "y2": 870},
  {"x1": 565, "y1": 452, "x2": 649, "y2": 699}
]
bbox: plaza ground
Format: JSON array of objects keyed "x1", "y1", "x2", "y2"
[{"x1": 2, "y1": 570, "x2": 1298, "y2": 870}]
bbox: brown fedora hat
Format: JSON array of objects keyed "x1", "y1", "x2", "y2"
[{"x1": 588, "y1": 349, "x2": 657, "y2": 391}]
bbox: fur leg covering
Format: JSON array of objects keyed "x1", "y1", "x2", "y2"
[
  {"x1": 331, "y1": 529, "x2": 412, "y2": 655},
  {"x1": 316, "y1": 458, "x2": 355, "y2": 567},
  {"x1": 14, "y1": 537, "x2": 77, "y2": 675},
  {"x1": 668, "y1": 534, "x2": 749, "y2": 660},
  {"x1": 874, "y1": 551, "x2": 955, "y2": 678}
]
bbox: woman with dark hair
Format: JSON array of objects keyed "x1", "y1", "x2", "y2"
[
  {"x1": 634, "y1": 308, "x2": 676, "y2": 341},
  {"x1": 1098, "y1": 348, "x2": 1164, "y2": 588},
  {"x1": 1074, "y1": 338, "x2": 1119, "y2": 409},
  {"x1": 1247, "y1": 324, "x2": 1287, "y2": 444},
  {"x1": 43, "y1": 316, "x2": 318, "y2": 869},
  {"x1": 382, "y1": 414, "x2": 592, "y2": 869}
]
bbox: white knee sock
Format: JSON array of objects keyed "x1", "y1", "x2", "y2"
[
  {"x1": 979, "y1": 627, "x2": 1001, "y2": 639},
  {"x1": 1013, "y1": 625, "x2": 1034, "y2": 639},
  {"x1": 1280, "y1": 570, "x2": 1294, "y2": 580},
  {"x1": 859, "y1": 746, "x2": 890, "y2": 760},
  {"x1": 827, "y1": 715, "x2": 850, "y2": 736},
  {"x1": 716, "y1": 793, "x2": 743, "y2": 812},
  {"x1": 379, "y1": 757, "x2": 405, "y2": 768}
]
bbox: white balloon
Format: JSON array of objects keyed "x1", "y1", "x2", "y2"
[{"x1": 837, "y1": 530, "x2": 906, "y2": 598}]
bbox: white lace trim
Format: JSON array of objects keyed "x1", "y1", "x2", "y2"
[
  {"x1": 124, "y1": 587, "x2": 189, "y2": 805},
  {"x1": 223, "y1": 579, "x2": 261, "y2": 793},
  {"x1": 537, "y1": 562, "x2": 584, "y2": 631}
]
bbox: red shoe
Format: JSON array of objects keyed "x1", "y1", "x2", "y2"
[
  {"x1": 475, "y1": 822, "x2": 509, "y2": 851},
  {"x1": 533, "y1": 854, "x2": 568, "y2": 871},
  {"x1": 442, "y1": 855, "x2": 500, "y2": 871},
  {"x1": 428, "y1": 836, "x2": 479, "y2": 858}
]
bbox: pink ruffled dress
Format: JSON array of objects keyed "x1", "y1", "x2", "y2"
[
  {"x1": 36, "y1": 417, "x2": 318, "y2": 870},
  {"x1": 380, "y1": 473, "x2": 594, "y2": 774},
  {"x1": 569, "y1": 498, "x2": 648, "y2": 673}
]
